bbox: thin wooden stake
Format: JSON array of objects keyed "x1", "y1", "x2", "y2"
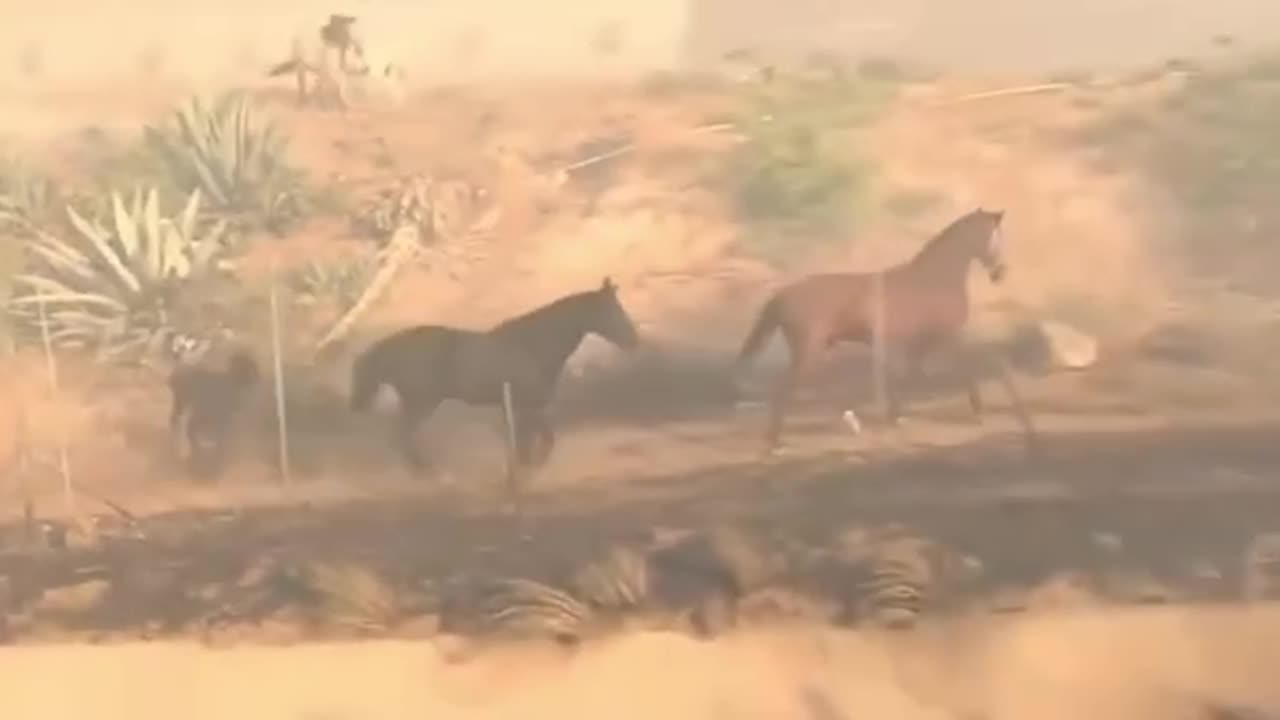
[
  {"x1": 501, "y1": 380, "x2": 517, "y2": 479},
  {"x1": 268, "y1": 271, "x2": 291, "y2": 486},
  {"x1": 35, "y1": 289, "x2": 74, "y2": 518},
  {"x1": 871, "y1": 271, "x2": 888, "y2": 417},
  {"x1": 501, "y1": 380, "x2": 530, "y2": 526}
]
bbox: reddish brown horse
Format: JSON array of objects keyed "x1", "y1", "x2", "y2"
[{"x1": 734, "y1": 207, "x2": 1036, "y2": 453}]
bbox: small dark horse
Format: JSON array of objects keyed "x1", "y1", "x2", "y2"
[
  {"x1": 349, "y1": 278, "x2": 640, "y2": 505},
  {"x1": 734, "y1": 208, "x2": 1036, "y2": 453},
  {"x1": 169, "y1": 350, "x2": 261, "y2": 479}
]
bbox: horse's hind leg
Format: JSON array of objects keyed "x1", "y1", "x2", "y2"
[
  {"x1": 990, "y1": 355, "x2": 1040, "y2": 457},
  {"x1": 526, "y1": 408, "x2": 556, "y2": 468},
  {"x1": 395, "y1": 394, "x2": 440, "y2": 477},
  {"x1": 764, "y1": 337, "x2": 821, "y2": 455}
]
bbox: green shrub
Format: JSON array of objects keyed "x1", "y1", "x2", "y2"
[
  {"x1": 7, "y1": 187, "x2": 228, "y2": 361},
  {"x1": 723, "y1": 60, "x2": 892, "y2": 259},
  {"x1": 143, "y1": 92, "x2": 306, "y2": 235}
]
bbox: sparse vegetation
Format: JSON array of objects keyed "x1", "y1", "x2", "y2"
[
  {"x1": 286, "y1": 256, "x2": 379, "y2": 310},
  {"x1": 1081, "y1": 50, "x2": 1280, "y2": 286}
]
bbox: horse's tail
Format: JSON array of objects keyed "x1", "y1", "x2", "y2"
[
  {"x1": 348, "y1": 348, "x2": 383, "y2": 413},
  {"x1": 735, "y1": 295, "x2": 782, "y2": 372},
  {"x1": 267, "y1": 59, "x2": 299, "y2": 77}
]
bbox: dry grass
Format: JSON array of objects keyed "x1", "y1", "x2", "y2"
[
  {"x1": 300, "y1": 561, "x2": 403, "y2": 634},
  {"x1": 572, "y1": 544, "x2": 652, "y2": 612}
]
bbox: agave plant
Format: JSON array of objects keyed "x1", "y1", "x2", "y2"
[
  {"x1": 7, "y1": 187, "x2": 227, "y2": 360},
  {"x1": 0, "y1": 157, "x2": 60, "y2": 232},
  {"x1": 143, "y1": 92, "x2": 304, "y2": 232},
  {"x1": 286, "y1": 255, "x2": 378, "y2": 308}
]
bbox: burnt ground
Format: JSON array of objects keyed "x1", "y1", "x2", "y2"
[{"x1": 3, "y1": 409, "x2": 1279, "y2": 646}]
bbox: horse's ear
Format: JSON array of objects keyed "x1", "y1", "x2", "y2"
[
  {"x1": 601, "y1": 276, "x2": 616, "y2": 292},
  {"x1": 991, "y1": 208, "x2": 1005, "y2": 222}
]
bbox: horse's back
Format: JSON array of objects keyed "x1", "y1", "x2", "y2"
[
  {"x1": 775, "y1": 273, "x2": 873, "y2": 325},
  {"x1": 360, "y1": 324, "x2": 545, "y2": 404},
  {"x1": 366, "y1": 325, "x2": 473, "y2": 364}
]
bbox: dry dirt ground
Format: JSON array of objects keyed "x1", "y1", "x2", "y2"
[{"x1": 3, "y1": 64, "x2": 1280, "y2": 718}]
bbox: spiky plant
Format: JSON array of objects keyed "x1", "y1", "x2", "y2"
[
  {"x1": 143, "y1": 92, "x2": 305, "y2": 233},
  {"x1": 287, "y1": 255, "x2": 378, "y2": 309},
  {"x1": 480, "y1": 577, "x2": 595, "y2": 643},
  {"x1": 0, "y1": 158, "x2": 60, "y2": 232},
  {"x1": 7, "y1": 187, "x2": 227, "y2": 361},
  {"x1": 301, "y1": 561, "x2": 403, "y2": 633},
  {"x1": 573, "y1": 544, "x2": 651, "y2": 612}
]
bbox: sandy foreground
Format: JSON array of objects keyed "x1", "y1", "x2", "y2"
[{"x1": 0, "y1": 606, "x2": 1277, "y2": 720}]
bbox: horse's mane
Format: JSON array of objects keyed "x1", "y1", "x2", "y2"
[
  {"x1": 492, "y1": 290, "x2": 598, "y2": 336},
  {"x1": 909, "y1": 209, "x2": 989, "y2": 265}
]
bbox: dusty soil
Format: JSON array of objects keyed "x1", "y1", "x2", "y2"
[
  {"x1": 3, "y1": 44, "x2": 1280, "y2": 719},
  {"x1": 3, "y1": 607, "x2": 1280, "y2": 720}
]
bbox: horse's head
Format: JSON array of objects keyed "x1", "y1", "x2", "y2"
[
  {"x1": 588, "y1": 277, "x2": 641, "y2": 351},
  {"x1": 972, "y1": 207, "x2": 1007, "y2": 283}
]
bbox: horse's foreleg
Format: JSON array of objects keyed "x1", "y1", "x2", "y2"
[
  {"x1": 534, "y1": 421, "x2": 557, "y2": 467},
  {"x1": 203, "y1": 424, "x2": 233, "y2": 481},
  {"x1": 882, "y1": 345, "x2": 912, "y2": 425},
  {"x1": 989, "y1": 354, "x2": 1040, "y2": 458},
  {"x1": 502, "y1": 406, "x2": 547, "y2": 518},
  {"x1": 966, "y1": 378, "x2": 985, "y2": 422},
  {"x1": 524, "y1": 406, "x2": 556, "y2": 468},
  {"x1": 185, "y1": 419, "x2": 222, "y2": 481},
  {"x1": 169, "y1": 394, "x2": 190, "y2": 460}
]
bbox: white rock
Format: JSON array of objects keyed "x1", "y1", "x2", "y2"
[{"x1": 1037, "y1": 319, "x2": 1099, "y2": 369}]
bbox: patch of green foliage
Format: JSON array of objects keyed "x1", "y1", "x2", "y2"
[{"x1": 723, "y1": 56, "x2": 896, "y2": 260}]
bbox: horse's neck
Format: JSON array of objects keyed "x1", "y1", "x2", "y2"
[
  {"x1": 496, "y1": 304, "x2": 589, "y2": 375},
  {"x1": 897, "y1": 235, "x2": 974, "y2": 290}
]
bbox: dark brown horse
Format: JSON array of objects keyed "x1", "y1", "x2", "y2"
[
  {"x1": 349, "y1": 278, "x2": 640, "y2": 507},
  {"x1": 734, "y1": 208, "x2": 1035, "y2": 453},
  {"x1": 169, "y1": 350, "x2": 261, "y2": 479}
]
